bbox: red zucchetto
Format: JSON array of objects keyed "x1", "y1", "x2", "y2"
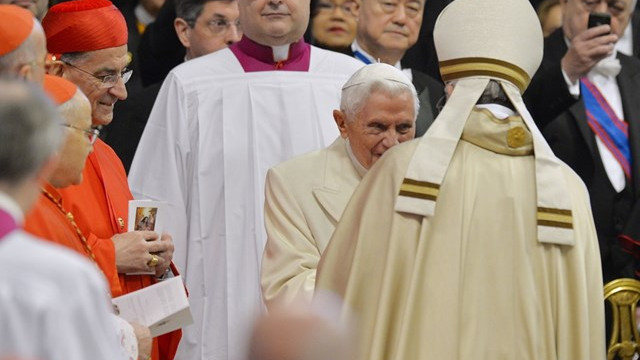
[
  {"x1": 42, "y1": 0, "x2": 127, "y2": 57},
  {"x1": 0, "y1": 5, "x2": 34, "y2": 56},
  {"x1": 43, "y1": 74, "x2": 78, "y2": 106}
]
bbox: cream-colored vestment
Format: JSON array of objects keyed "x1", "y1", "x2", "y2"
[
  {"x1": 262, "y1": 137, "x2": 361, "y2": 308},
  {"x1": 316, "y1": 109, "x2": 605, "y2": 360}
]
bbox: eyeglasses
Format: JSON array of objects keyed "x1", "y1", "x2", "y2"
[
  {"x1": 62, "y1": 61, "x2": 132, "y2": 88},
  {"x1": 376, "y1": 0, "x2": 423, "y2": 18},
  {"x1": 315, "y1": 1, "x2": 357, "y2": 16},
  {"x1": 204, "y1": 18, "x2": 242, "y2": 35},
  {"x1": 581, "y1": 0, "x2": 628, "y2": 16},
  {"x1": 62, "y1": 124, "x2": 100, "y2": 145}
]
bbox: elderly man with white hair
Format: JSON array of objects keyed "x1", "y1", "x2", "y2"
[
  {"x1": 261, "y1": 63, "x2": 419, "y2": 309},
  {"x1": 316, "y1": 0, "x2": 605, "y2": 358}
]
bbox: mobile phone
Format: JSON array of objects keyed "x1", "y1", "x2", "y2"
[{"x1": 588, "y1": 12, "x2": 611, "y2": 29}]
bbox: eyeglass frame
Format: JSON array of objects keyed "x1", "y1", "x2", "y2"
[
  {"x1": 580, "y1": 0, "x2": 629, "y2": 16},
  {"x1": 315, "y1": 0, "x2": 357, "y2": 16},
  {"x1": 185, "y1": 15, "x2": 242, "y2": 35},
  {"x1": 62, "y1": 124, "x2": 100, "y2": 145},
  {"x1": 61, "y1": 61, "x2": 132, "y2": 89}
]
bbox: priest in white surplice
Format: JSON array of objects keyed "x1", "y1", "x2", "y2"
[
  {"x1": 127, "y1": 0, "x2": 363, "y2": 357},
  {"x1": 315, "y1": 0, "x2": 606, "y2": 359}
]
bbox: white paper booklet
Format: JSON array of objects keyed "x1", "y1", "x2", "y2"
[{"x1": 112, "y1": 276, "x2": 193, "y2": 337}]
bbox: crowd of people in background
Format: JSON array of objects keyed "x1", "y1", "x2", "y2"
[{"x1": 1, "y1": 0, "x2": 640, "y2": 359}]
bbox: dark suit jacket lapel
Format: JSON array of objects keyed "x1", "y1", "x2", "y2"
[
  {"x1": 617, "y1": 54, "x2": 640, "y2": 195},
  {"x1": 569, "y1": 99, "x2": 597, "y2": 157}
]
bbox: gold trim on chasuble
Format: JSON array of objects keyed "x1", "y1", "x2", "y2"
[
  {"x1": 399, "y1": 178, "x2": 440, "y2": 201},
  {"x1": 537, "y1": 207, "x2": 573, "y2": 229}
]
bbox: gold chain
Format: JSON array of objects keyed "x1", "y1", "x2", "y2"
[{"x1": 40, "y1": 188, "x2": 97, "y2": 264}]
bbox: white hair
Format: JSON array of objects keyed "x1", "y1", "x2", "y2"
[{"x1": 340, "y1": 64, "x2": 420, "y2": 121}]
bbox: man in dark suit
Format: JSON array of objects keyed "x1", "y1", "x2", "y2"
[
  {"x1": 347, "y1": 0, "x2": 443, "y2": 137},
  {"x1": 525, "y1": 0, "x2": 640, "y2": 283}
]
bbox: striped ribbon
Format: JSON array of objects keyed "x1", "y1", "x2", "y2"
[{"x1": 580, "y1": 78, "x2": 631, "y2": 180}]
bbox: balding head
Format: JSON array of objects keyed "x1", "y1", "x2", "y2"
[{"x1": 0, "y1": 6, "x2": 46, "y2": 83}]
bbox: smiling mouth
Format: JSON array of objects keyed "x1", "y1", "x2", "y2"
[{"x1": 98, "y1": 101, "x2": 115, "y2": 108}]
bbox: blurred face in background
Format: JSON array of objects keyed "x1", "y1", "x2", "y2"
[
  {"x1": 311, "y1": 0, "x2": 357, "y2": 49},
  {"x1": 175, "y1": 0, "x2": 242, "y2": 60},
  {"x1": 539, "y1": 1, "x2": 563, "y2": 37},
  {"x1": 356, "y1": 0, "x2": 424, "y2": 64}
]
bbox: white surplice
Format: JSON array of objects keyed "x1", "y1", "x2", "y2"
[
  {"x1": 0, "y1": 232, "x2": 125, "y2": 360},
  {"x1": 128, "y1": 46, "x2": 362, "y2": 360}
]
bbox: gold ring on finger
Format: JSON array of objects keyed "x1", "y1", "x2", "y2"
[{"x1": 148, "y1": 254, "x2": 159, "y2": 267}]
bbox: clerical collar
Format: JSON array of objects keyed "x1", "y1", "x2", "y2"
[
  {"x1": 351, "y1": 40, "x2": 402, "y2": 70},
  {"x1": 0, "y1": 190, "x2": 23, "y2": 225},
  {"x1": 345, "y1": 138, "x2": 368, "y2": 178},
  {"x1": 230, "y1": 36, "x2": 311, "y2": 72}
]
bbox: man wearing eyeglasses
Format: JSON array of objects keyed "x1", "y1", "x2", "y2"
[
  {"x1": 0, "y1": 4, "x2": 46, "y2": 84},
  {"x1": 41, "y1": 1, "x2": 181, "y2": 359},
  {"x1": 128, "y1": 0, "x2": 362, "y2": 355},
  {"x1": 347, "y1": 0, "x2": 443, "y2": 137},
  {"x1": 524, "y1": 0, "x2": 640, "y2": 285},
  {"x1": 174, "y1": 0, "x2": 242, "y2": 60}
]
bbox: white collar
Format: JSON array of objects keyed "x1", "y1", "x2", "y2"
[
  {"x1": 0, "y1": 191, "x2": 24, "y2": 224},
  {"x1": 351, "y1": 40, "x2": 403, "y2": 70},
  {"x1": 272, "y1": 44, "x2": 290, "y2": 62},
  {"x1": 345, "y1": 138, "x2": 368, "y2": 178}
]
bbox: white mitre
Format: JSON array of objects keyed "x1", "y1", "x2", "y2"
[{"x1": 395, "y1": 0, "x2": 575, "y2": 246}]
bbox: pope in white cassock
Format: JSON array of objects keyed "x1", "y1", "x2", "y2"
[
  {"x1": 315, "y1": 0, "x2": 606, "y2": 359},
  {"x1": 127, "y1": 0, "x2": 362, "y2": 357}
]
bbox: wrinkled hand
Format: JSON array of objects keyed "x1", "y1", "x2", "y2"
[
  {"x1": 112, "y1": 231, "x2": 171, "y2": 273},
  {"x1": 561, "y1": 25, "x2": 618, "y2": 84},
  {"x1": 153, "y1": 233, "x2": 175, "y2": 277},
  {"x1": 130, "y1": 322, "x2": 152, "y2": 360}
]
